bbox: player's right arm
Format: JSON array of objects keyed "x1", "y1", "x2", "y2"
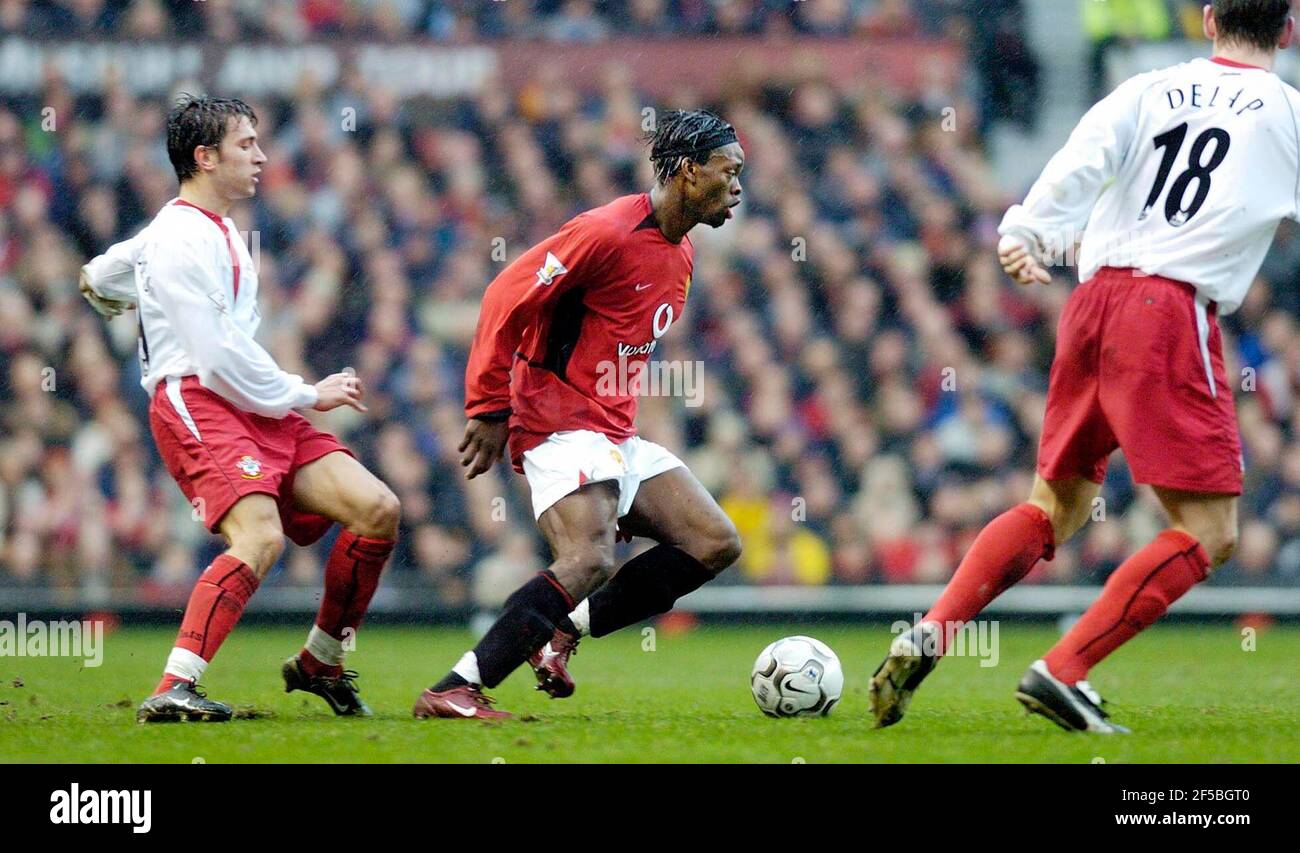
[
  {"x1": 142, "y1": 235, "x2": 361, "y2": 418},
  {"x1": 999, "y1": 73, "x2": 1150, "y2": 281},
  {"x1": 460, "y1": 215, "x2": 613, "y2": 477},
  {"x1": 80, "y1": 232, "x2": 145, "y2": 319}
]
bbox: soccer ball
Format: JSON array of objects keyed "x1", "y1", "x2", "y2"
[{"x1": 750, "y1": 635, "x2": 844, "y2": 717}]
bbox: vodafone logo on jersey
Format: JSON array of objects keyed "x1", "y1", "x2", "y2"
[
  {"x1": 611, "y1": 302, "x2": 676, "y2": 356},
  {"x1": 617, "y1": 340, "x2": 658, "y2": 357},
  {"x1": 535, "y1": 252, "x2": 568, "y2": 286}
]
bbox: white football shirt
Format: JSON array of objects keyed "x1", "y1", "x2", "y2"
[
  {"x1": 1000, "y1": 55, "x2": 1300, "y2": 315},
  {"x1": 81, "y1": 198, "x2": 318, "y2": 418}
]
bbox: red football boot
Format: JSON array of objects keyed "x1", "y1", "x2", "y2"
[
  {"x1": 529, "y1": 629, "x2": 580, "y2": 699},
  {"x1": 412, "y1": 684, "x2": 512, "y2": 721}
]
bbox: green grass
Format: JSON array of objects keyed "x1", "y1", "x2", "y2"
[{"x1": 1, "y1": 623, "x2": 1296, "y2": 763}]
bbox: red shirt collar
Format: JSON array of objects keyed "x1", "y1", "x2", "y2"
[
  {"x1": 1210, "y1": 56, "x2": 1267, "y2": 70},
  {"x1": 172, "y1": 198, "x2": 227, "y2": 225}
]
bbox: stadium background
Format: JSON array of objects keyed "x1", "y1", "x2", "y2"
[{"x1": 0, "y1": 0, "x2": 1297, "y2": 623}]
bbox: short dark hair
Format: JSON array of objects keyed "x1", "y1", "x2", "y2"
[
  {"x1": 166, "y1": 94, "x2": 257, "y2": 183},
  {"x1": 1212, "y1": 0, "x2": 1292, "y2": 51},
  {"x1": 645, "y1": 109, "x2": 737, "y2": 185}
]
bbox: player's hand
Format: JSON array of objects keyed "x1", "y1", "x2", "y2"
[
  {"x1": 998, "y1": 234, "x2": 1051, "y2": 286},
  {"x1": 313, "y1": 371, "x2": 367, "y2": 413},
  {"x1": 459, "y1": 418, "x2": 508, "y2": 480},
  {"x1": 79, "y1": 266, "x2": 135, "y2": 320}
]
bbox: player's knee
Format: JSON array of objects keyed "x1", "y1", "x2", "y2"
[
  {"x1": 562, "y1": 541, "x2": 618, "y2": 583},
  {"x1": 579, "y1": 543, "x2": 618, "y2": 577},
  {"x1": 1202, "y1": 526, "x2": 1238, "y2": 569},
  {"x1": 222, "y1": 500, "x2": 285, "y2": 576},
  {"x1": 232, "y1": 528, "x2": 285, "y2": 577},
  {"x1": 700, "y1": 523, "x2": 742, "y2": 574},
  {"x1": 355, "y1": 485, "x2": 401, "y2": 539},
  {"x1": 586, "y1": 544, "x2": 619, "y2": 578},
  {"x1": 1027, "y1": 489, "x2": 1088, "y2": 544}
]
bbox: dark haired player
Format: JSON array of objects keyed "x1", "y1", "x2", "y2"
[
  {"x1": 80, "y1": 95, "x2": 401, "y2": 722},
  {"x1": 870, "y1": 0, "x2": 1299, "y2": 733},
  {"x1": 413, "y1": 110, "x2": 745, "y2": 720}
]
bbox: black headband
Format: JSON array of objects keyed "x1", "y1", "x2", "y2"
[{"x1": 652, "y1": 126, "x2": 739, "y2": 162}]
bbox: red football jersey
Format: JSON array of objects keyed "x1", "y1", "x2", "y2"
[{"x1": 464, "y1": 193, "x2": 695, "y2": 465}]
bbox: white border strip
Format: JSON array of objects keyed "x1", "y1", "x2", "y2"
[
  {"x1": 165, "y1": 376, "x2": 202, "y2": 442},
  {"x1": 1193, "y1": 295, "x2": 1217, "y2": 398}
]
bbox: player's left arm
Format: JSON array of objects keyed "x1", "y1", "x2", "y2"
[
  {"x1": 999, "y1": 73, "x2": 1148, "y2": 279},
  {"x1": 143, "y1": 234, "x2": 324, "y2": 418}
]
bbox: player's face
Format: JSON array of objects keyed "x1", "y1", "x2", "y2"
[
  {"x1": 689, "y1": 143, "x2": 744, "y2": 228},
  {"x1": 210, "y1": 116, "x2": 266, "y2": 201}
]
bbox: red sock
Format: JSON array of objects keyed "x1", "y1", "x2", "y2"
[
  {"x1": 154, "y1": 554, "x2": 259, "y2": 695},
  {"x1": 301, "y1": 530, "x2": 394, "y2": 678},
  {"x1": 924, "y1": 503, "x2": 1055, "y2": 650},
  {"x1": 1044, "y1": 529, "x2": 1209, "y2": 684},
  {"x1": 298, "y1": 648, "x2": 339, "y2": 679}
]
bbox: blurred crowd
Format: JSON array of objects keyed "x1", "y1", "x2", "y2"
[
  {"x1": 5, "y1": 0, "x2": 1010, "y2": 41},
  {"x1": 1083, "y1": 0, "x2": 1270, "y2": 98},
  {"x1": 2, "y1": 0, "x2": 1042, "y2": 131},
  {"x1": 2, "y1": 6, "x2": 1299, "y2": 611}
]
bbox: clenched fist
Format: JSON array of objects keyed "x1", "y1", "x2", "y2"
[
  {"x1": 79, "y1": 266, "x2": 135, "y2": 320},
  {"x1": 998, "y1": 234, "x2": 1051, "y2": 286},
  {"x1": 459, "y1": 418, "x2": 508, "y2": 480}
]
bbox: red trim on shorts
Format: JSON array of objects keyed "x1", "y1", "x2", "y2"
[{"x1": 173, "y1": 199, "x2": 241, "y2": 300}]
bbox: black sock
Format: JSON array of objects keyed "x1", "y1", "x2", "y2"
[
  {"x1": 431, "y1": 672, "x2": 469, "y2": 692},
  {"x1": 588, "y1": 545, "x2": 714, "y2": 638},
  {"x1": 471, "y1": 570, "x2": 574, "y2": 687},
  {"x1": 555, "y1": 614, "x2": 579, "y2": 637}
]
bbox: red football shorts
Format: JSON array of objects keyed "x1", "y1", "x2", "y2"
[
  {"x1": 149, "y1": 375, "x2": 352, "y2": 544},
  {"x1": 1037, "y1": 267, "x2": 1243, "y2": 495}
]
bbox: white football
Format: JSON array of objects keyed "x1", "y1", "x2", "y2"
[{"x1": 750, "y1": 635, "x2": 844, "y2": 717}]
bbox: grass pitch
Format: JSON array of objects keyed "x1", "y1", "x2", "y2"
[{"x1": 1, "y1": 622, "x2": 1296, "y2": 763}]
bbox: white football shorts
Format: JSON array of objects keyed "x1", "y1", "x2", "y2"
[{"x1": 521, "y1": 430, "x2": 685, "y2": 521}]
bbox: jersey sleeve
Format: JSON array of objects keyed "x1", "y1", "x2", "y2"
[
  {"x1": 82, "y1": 231, "x2": 147, "y2": 303},
  {"x1": 143, "y1": 235, "x2": 318, "y2": 418},
  {"x1": 1000, "y1": 73, "x2": 1149, "y2": 257},
  {"x1": 464, "y1": 214, "x2": 615, "y2": 420},
  {"x1": 1287, "y1": 88, "x2": 1300, "y2": 221}
]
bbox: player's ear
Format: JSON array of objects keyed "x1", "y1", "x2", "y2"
[
  {"x1": 679, "y1": 157, "x2": 698, "y2": 186},
  {"x1": 1202, "y1": 4, "x2": 1214, "y2": 41},
  {"x1": 1281, "y1": 16, "x2": 1295, "y2": 50},
  {"x1": 193, "y1": 143, "x2": 218, "y2": 174}
]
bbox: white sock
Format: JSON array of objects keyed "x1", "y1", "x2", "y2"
[
  {"x1": 568, "y1": 598, "x2": 591, "y2": 636},
  {"x1": 163, "y1": 647, "x2": 207, "y2": 683},
  {"x1": 452, "y1": 651, "x2": 481, "y2": 685},
  {"x1": 305, "y1": 625, "x2": 345, "y2": 666}
]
